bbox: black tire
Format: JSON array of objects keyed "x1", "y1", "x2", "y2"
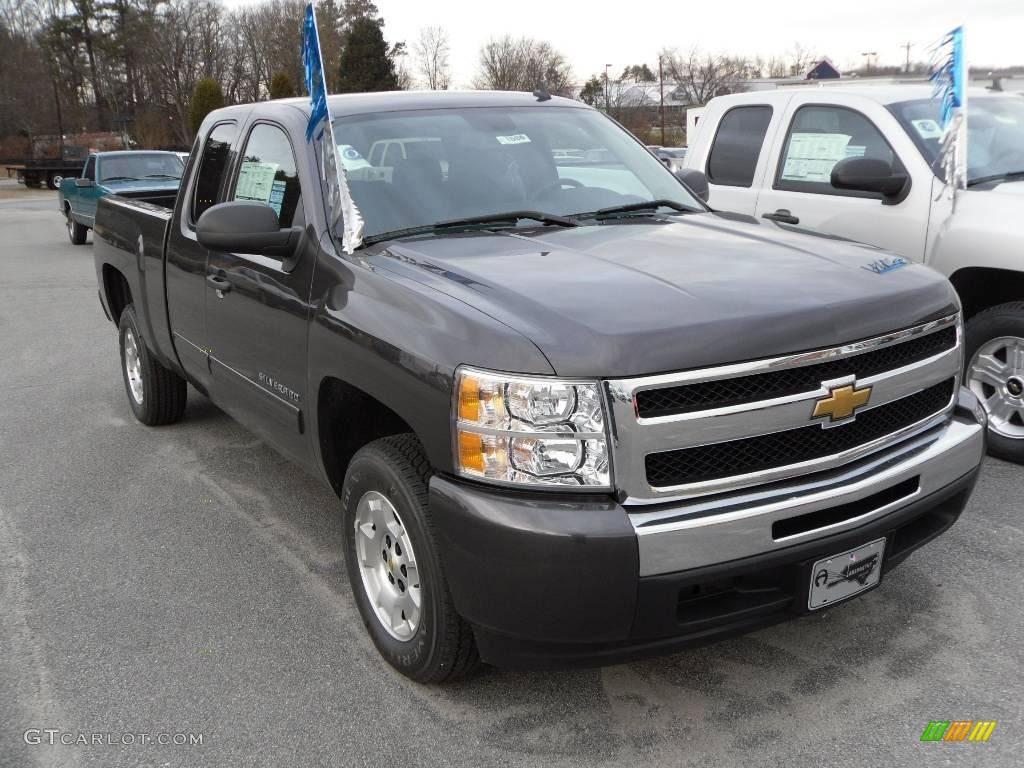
[
  {"x1": 342, "y1": 434, "x2": 479, "y2": 683},
  {"x1": 964, "y1": 301, "x2": 1024, "y2": 463},
  {"x1": 65, "y1": 206, "x2": 87, "y2": 245},
  {"x1": 117, "y1": 304, "x2": 187, "y2": 426},
  {"x1": 46, "y1": 172, "x2": 60, "y2": 190}
]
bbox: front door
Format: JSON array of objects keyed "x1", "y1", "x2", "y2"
[
  {"x1": 204, "y1": 121, "x2": 317, "y2": 466},
  {"x1": 753, "y1": 98, "x2": 931, "y2": 261}
]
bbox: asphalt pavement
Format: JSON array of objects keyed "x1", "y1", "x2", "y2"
[{"x1": 1, "y1": 180, "x2": 1022, "y2": 768}]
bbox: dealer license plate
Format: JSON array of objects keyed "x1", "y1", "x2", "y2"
[{"x1": 807, "y1": 538, "x2": 885, "y2": 610}]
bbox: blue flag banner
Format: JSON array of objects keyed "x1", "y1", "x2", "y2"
[
  {"x1": 301, "y1": 2, "x2": 364, "y2": 251},
  {"x1": 302, "y1": 5, "x2": 330, "y2": 142},
  {"x1": 929, "y1": 25, "x2": 967, "y2": 203}
]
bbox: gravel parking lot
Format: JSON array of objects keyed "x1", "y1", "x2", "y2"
[{"x1": 1, "y1": 180, "x2": 1022, "y2": 768}]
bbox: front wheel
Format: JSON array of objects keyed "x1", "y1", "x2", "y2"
[
  {"x1": 118, "y1": 305, "x2": 187, "y2": 425},
  {"x1": 342, "y1": 435, "x2": 479, "y2": 683},
  {"x1": 964, "y1": 301, "x2": 1024, "y2": 463}
]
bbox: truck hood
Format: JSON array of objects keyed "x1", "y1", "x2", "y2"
[{"x1": 372, "y1": 214, "x2": 959, "y2": 377}]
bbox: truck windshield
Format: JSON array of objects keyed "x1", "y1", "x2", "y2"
[
  {"x1": 331, "y1": 106, "x2": 702, "y2": 240},
  {"x1": 99, "y1": 153, "x2": 184, "y2": 182},
  {"x1": 890, "y1": 97, "x2": 1024, "y2": 184}
]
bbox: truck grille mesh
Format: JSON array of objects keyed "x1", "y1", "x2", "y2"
[
  {"x1": 644, "y1": 379, "x2": 955, "y2": 488},
  {"x1": 636, "y1": 326, "x2": 956, "y2": 419}
]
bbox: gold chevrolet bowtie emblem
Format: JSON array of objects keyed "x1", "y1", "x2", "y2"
[{"x1": 813, "y1": 384, "x2": 872, "y2": 422}]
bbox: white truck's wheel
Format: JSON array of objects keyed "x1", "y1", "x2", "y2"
[{"x1": 965, "y1": 302, "x2": 1024, "y2": 463}]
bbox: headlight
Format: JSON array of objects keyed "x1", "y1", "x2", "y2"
[{"x1": 454, "y1": 367, "x2": 611, "y2": 488}]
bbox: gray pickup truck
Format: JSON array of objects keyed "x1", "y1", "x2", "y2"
[{"x1": 92, "y1": 91, "x2": 985, "y2": 682}]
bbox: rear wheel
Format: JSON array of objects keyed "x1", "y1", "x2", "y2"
[
  {"x1": 965, "y1": 302, "x2": 1024, "y2": 463},
  {"x1": 342, "y1": 435, "x2": 479, "y2": 683},
  {"x1": 118, "y1": 304, "x2": 187, "y2": 426},
  {"x1": 46, "y1": 172, "x2": 62, "y2": 190},
  {"x1": 65, "y1": 207, "x2": 87, "y2": 245}
]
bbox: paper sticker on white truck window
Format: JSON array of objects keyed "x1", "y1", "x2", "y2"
[
  {"x1": 496, "y1": 134, "x2": 531, "y2": 145},
  {"x1": 236, "y1": 162, "x2": 279, "y2": 205},
  {"x1": 911, "y1": 119, "x2": 943, "y2": 139},
  {"x1": 781, "y1": 133, "x2": 851, "y2": 183}
]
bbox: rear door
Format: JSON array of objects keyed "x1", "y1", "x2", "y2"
[
  {"x1": 698, "y1": 99, "x2": 786, "y2": 215},
  {"x1": 203, "y1": 120, "x2": 318, "y2": 466},
  {"x1": 166, "y1": 120, "x2": 240, "y2": 389},
  {"x1": 753, "y1": 94, "x2": 931, "y2": 260}
]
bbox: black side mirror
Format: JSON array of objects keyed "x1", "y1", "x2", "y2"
[
  {"x1": 197, "y1": 201, "x2": 300, "y2": 259},
  {"x1": 830, "y1": 157, "x2": 910, "y2": 204},
  {"x1": 74, "y1": 178, "x2": 94, "y2": 188},
  {"x1": 675, "y1": 168, "x2": 709, "y2": 203}
]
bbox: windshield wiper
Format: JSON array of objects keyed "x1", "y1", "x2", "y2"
[
  {"x1": 967, "y1": 170, "x2": 1024, "y2": 187},
  {"x1": 101, "y1": 176, "x2": 138, "y2": 182},
  {"x1": 143, "y1": 173, "x2": 182, "y2": 179},
  {"x1": 586, "y1": 199, "x2": 697, "y2": 220},
  {"x1": 361, "y1": 210, "x2": 577, "y2": 246}
]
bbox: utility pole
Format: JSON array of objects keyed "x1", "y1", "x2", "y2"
[
  {"x1": 900, "y1": 41, "x2": 913, "y2": 74},
  {"x1": 659, "y1": 55, "x2": 665, "y2": 145},
  {"x1": 604, "y1": 63, "x2": 612, "y2": 114},
  {"x1": 860, "y1": 51, "x2": 877, "y2": 76}
]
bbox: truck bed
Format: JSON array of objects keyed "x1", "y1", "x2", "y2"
[{"x1": 93, "y1": 196, "x2": 177, "y2": 370}]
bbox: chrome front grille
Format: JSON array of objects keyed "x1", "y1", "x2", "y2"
[{"x1": 605, "y1": 314, "x2": 962, "y2": 504}]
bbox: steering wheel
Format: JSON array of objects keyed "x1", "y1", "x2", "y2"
[{"x1": 533, "y1": 177, "x2": 584, "y2": 200}]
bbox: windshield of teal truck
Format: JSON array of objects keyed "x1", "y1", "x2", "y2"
[
  {"x1": 891, "y1": 97, "x2": 1024, "y2": 184},
  {"x1": 331, "y1": 106, "x2": 702, "y2": 239},
  {"x1": 98, "y1": 153, "x2": 184, "y2": 182}
]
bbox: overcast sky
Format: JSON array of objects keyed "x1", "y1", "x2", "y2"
[{"x1": 228, "y1": 0, "x2": 1023, "y2": 86}]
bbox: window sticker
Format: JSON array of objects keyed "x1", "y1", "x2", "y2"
[
  {"x1": 337, "y1": 144, "x2": 371, "y2": 171},
  {"x1": 268, "y1": 180, "x2": 286, "y2": 217},
  {"x1": 911, "y1": 118, "x2": 944, "y2": 139},
  {"x1": 781, "y1": 132, "x2": 851, "y2": 183},
  {"x1": 496, "y1": 134, "x2": 531, "y2": 145},
  {"x1": 236, "y1": 161, "x2": 279, "y2": 204},
  {"x1": 844, "y1": 145, "x2": 867, "y2": 158}
]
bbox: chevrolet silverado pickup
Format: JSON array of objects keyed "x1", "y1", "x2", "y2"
[
  {"x1": 685, "y1": 84, "x2": 1024, "y2": 462},
  {"x1": 60, "y1": 150, "x2": 183, "y2": 244},
  {"x1": 93, "y1": 91, "x2": 985, "y2": 682}
]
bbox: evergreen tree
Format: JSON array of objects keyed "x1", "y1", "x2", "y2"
[
  {"x1": 270, "y1": 71, "x2": 296, "y2": 99},
  {"x1": 336, "y1": 16, "x2": 398, "y2": 92},
  {"x1": 188, "y1": 77, "x2": 224, "y2": 137}
]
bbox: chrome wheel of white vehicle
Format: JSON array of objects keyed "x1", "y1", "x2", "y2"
[
  {"x1": 967, "y1": 335, "x2": 1024, "y2": 440},
  {"x1": 353, "y1": 490, "x2": 421, "y2": 641},
  {"x1": 123, "y1": 327, "x2": 145, "y2": 405}
]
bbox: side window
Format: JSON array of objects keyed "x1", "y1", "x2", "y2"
[
  {"x1": 232, "y1": 123, "x2": 302, "y2": 228},
  {"x1": 192, "y1": 122, "x2": 237, "y2": 223},
  {"x1": 84, "y1": 157, "x2": 96, "y2": 181},
  {"x1": 775, "y1": 105, "x2": 903, "y2": 195},
  {"x1": 706, "y1": 106, "x2": 773, "y2": 187}
]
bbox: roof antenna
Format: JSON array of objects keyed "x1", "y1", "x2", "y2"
[{"x1": 533, "y1": 81, "x2": 552, "y2": 102}]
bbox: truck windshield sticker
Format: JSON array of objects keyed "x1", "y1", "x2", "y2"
[
  {"x1": 496, "y1": 134, "x2": 531, "y2": 145},
  {"x1": 337, "y1": 144, "x2": 371, "y2": 171},
  {"x1": 781, "y1": 132, "x2": 851, "y2": 183},
  {"x1": 911, "y1": 119, "x2": 944, "y2": 139},
  {"x1": 236, "y1": 162, "x2": 279, "y2": 204}
]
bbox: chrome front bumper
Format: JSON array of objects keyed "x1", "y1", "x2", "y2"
[{"x1": 628, "y1": 403, "x2": 984, "y2": 577}]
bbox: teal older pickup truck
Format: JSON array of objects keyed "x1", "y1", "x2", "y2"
[{"x1": 59, "y1": 151, "x2": 184, "y2": 244}]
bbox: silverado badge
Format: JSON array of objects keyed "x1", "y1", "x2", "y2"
[{"x1": 813, "y1": 383, "x2": 872, "y2": 425}]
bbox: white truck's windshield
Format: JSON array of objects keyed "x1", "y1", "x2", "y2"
[
  {"x1": 331, "y1": 106, "x2": 701, "y2": 239},
  {"x1": 891, "y1": 97, "x2": 1024, "y2": 184}
]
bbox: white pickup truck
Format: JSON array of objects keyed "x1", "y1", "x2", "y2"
[{"x1": 684, "y1": 84, "x2": 1024, "y2": 462}]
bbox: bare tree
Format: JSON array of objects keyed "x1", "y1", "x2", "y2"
[
  {"x1": 413, "y1": 24, "x2": 450, "y2": 89},
  {"x1": 787, "y1": 42, "x2": 819, "y2": 76},
  {"x1": 660, "y1": 47, "x2": 752, "y2": 106},
  {"x1": 474, "y1": 35, "x2": 572, "y2": 95}
]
